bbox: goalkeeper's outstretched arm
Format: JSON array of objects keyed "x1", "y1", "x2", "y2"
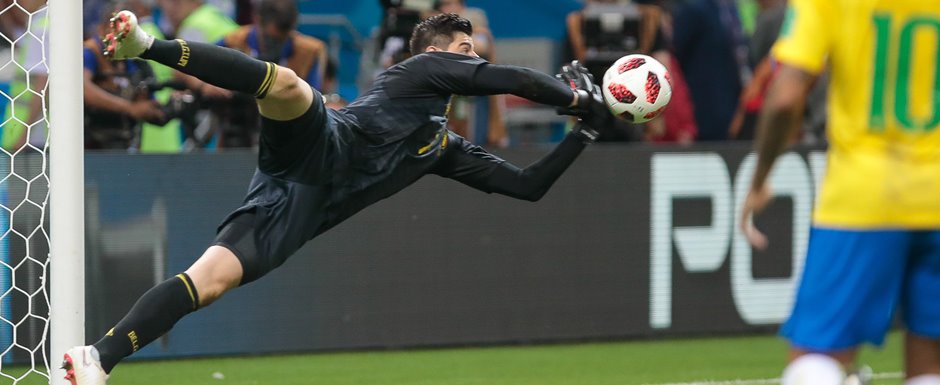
[
  {"x1": 468, "y1": 64, "x2": 579, "y2": 107},
  {"x1": 429, "y1": 61, "x2": 614, "y2": 202},
  {"x1": 407, "y1": 53, "x2": 580, "y2": 108},
  {"x1": 432, "y1": 129, "x2": 592, "y2": 202}
]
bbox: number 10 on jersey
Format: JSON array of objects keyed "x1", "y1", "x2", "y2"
[{"x1": 870, "y1": 13, "x2": 940, "y2": 132}]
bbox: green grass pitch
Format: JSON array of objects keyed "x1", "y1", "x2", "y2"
[{"x1": 2, "y1": 332, "x2": 906, "y2": 385}]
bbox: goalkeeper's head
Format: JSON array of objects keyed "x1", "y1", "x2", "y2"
[{"x1": 408, "y1": 13, "x2": 477, "y2": 57}]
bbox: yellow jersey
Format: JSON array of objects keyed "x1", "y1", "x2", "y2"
[{"x1": 773, "y1": 0, "x2": 940, "y2": 228}]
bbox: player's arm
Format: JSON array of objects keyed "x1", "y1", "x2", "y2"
[
  {"x1": 432, "y1": 130, "x2": 589, "y2": 202},
  {"x1": 83, "y1": 68, "x2": 162, "y2": 121},
  {"x1": 750, "y1": 65, "x2": 816, "y2": 196},
  {"x1": 740, "y1": 64, "x2": 816, "y2": 248},
  {"x1": 414, "y1": 53, "x2": 577, "y2": 108},
  {"x1": 468, "y1": 64, "x2": 577, "y2": 107},
  {"x1": 740, "y1": 0, "x2": 831, "y2": 248},
  {"x1": 410, "y1": 54, "x2": 611, "y2": 138},
  {"x1": 82, "y1": 48, "x2": 164, "y2": 122},
  {"x1": 464, "y1": 62, "x2": 616, "y2": 135}
]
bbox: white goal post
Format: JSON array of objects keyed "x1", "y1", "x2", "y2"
[
  {"x1": 0, "y1": 0, "x2": 84, "y2": 382},
  {"x1": 48, "y1": 0, "x2": 85, "y2": 384}
]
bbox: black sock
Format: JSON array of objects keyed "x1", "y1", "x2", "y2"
[
  {"x1": 93, "y1": 273, "x2": 200, "y2": 373},
  {"x1": 140, "y1": 39, "x2": 278, "y2": 98}
]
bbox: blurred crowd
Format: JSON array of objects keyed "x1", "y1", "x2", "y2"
[
  {"x1": 563, "y1": 0, "x2": 825, "y2": 144},
  {"x1": 0, "y1": 0, "x2": 827, "y2": 153}
]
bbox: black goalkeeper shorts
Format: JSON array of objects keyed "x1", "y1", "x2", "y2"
[
  {"x1": 213, "y1": 211, "x2": 265, "y2": 285},
  {"x1": 213, "y1": 87, "x2": 334, "y2": 285}
]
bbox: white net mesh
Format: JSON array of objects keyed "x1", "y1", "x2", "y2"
[{"x1": 0, "y1": 0, "x2": 52, "y2": 383}]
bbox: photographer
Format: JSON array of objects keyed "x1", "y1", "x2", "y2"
[
  {"x1": 565, "y1": 0, "x2": 674, "y2": 142},
  {"x1": 215, "y1": 0, "x2": 328, "y2": 148},
  {"x1": 83, "y1": 8, "x2": 165, "y2": 150},
  {"x1": 377, "y1": 0, "x2": 436, "y2": 67}
]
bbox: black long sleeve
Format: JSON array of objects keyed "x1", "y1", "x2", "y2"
[
  {"x1": 434, "y1": 132, "x2": 588, "y2": 202},
  {"x1": 468, "y1": 64, "x2": 575, "y2": 107},
  {"x1": 394, "y1": 52, "x2": 574, "y2": 107}
]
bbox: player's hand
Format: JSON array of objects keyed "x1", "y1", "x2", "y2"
[
  {"x1": 555, "y1": 61, "x2": 616, "y2": 141},
  {"x1": 555, "y1": 61, "x2": 598, "y2": 116},
  {"x1": 740, "y1": 183, "x2": 772, "y2": 250},
  {"x1": 555, "y1": 61, "x2": 590, "y2": 117},
  {"x1": 559, "y1": 60, "x2": 594, "y2": 94},
  {"x1": 128, "y1": 99, "x2": 165, "y2": 123}
]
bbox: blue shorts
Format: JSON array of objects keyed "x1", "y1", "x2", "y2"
[{"x1": 781, "y1": 227, "x2": 940, "y2": 351}]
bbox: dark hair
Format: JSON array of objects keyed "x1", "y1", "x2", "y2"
[
  {"x1": 408, "y1": 13, "x2": 473, "y2": 56},
  {"x1": 258, "y1": 0, "x2": 298, "y2": 32}
]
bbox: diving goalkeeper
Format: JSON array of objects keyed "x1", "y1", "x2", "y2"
[{"x1": 62, "y1": 10, "x2": 614, "y2": 385}]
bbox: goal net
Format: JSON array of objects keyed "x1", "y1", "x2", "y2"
[{"x1": 1, "y1": 0, "x2": 84, "y2": 383}]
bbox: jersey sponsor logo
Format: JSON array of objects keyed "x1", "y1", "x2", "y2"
[{"x1": 649, "y1": 151, "x2": 826, "y2": 328}]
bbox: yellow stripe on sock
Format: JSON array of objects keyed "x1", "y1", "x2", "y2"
[
  {"x1": 264, "y1": 64, "x2": 279, "y2": 97},
  {"x1": 255, "y1": 63, "x2": 273, "y2": 97},
  {"x1": 176, "y1": 274, "x2": 197, "y2": 310},
  {"x1": 256, "y1": 62, "x2": 277, "y2": 98}
]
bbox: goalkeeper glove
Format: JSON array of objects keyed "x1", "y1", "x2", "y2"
[{"x1": 555, "y1": 61, "x2": 616, "y2": 142}]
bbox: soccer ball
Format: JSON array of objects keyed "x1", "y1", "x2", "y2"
[{"x1": 601, "y1": 54, "x2": 672, "y2": 123}]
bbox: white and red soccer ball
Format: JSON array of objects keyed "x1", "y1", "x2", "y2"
[{"x1": 602, "y1": 54, "x2": 672, "y2": 124}]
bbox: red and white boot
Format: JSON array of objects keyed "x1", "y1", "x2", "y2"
[
  {"x1": 62, "y1": 346, "x2": 108, "y2": 385},
  {"x1": 102, "y1": 10, "x2": 154, "y2": 59}
]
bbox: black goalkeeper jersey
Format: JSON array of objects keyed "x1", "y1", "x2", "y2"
[{"x1": 220, "y1": 51, "x2": 579, "y2": 280}]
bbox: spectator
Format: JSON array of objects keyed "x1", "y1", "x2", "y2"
[
  {"x1": 322, "y1": 57, "x2": 348, "y2": 110},
  {"x1": 736, "y1": 0, "x2": 758, "y2": 36},
  {"x1": 205, "y1": 0, "x2": 236, "y2": 20},
  {"x1": 0, "y1": 0, "x2": 47, "y2": 151},
  {"x1": 83, "y1": 0, "x2": 110, "y2": 38},
  {"x1": 567, "y1": 0, "x2": 666, "y2": 80},
  {"x1": 158, "y1": 0, "x2": 237, "y2": 41},
  {"x1": 376, "y1": 0, "x2": 436, "y2": 68},
  {"x1": 672, "y1": 0, "x2": 747, "y2": 141},
  {"x1": 728, "y1": 0, "x2": 826, "y2": 143},
  {"x1": 565, "y1": 0, "x2": 676, "y2": 142},
  {"x1": 217, "y1": 0, "x2": 329, "y2": 148},
  {"x1": 235, "y1": 0, "x2": 253, "y2": 24},
  {"x1": 122, "y1": 0, "x2": 188, "y2": 153},
  {"x1": 434, "y1": 0, "x2": 507, "y2": 147},
  {"x1": 83, "y1": 6, "x2": 165, "y2": 150},
  {"x1": 746, "y1": 0, "x2": 785, "y2": 68},
  {"x1": 643, "y1": 0, "x2": 697, "y2": 144},
  {"x1": 436, "y1": 0, "x2": 491, "y2": 58},
  {"x1": 157, "y1": 0, "x2": 238, "y2": 148},
  {"x1": 648, "y1": 54, "x2": 697, "y2": 144},
  {"x1": 728, "y1": 0, "x2": 783, "y2": 140}
]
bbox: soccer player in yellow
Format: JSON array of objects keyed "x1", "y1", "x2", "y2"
[{"x1": 740, "y1": 0, "x2": 940, "y2": 384}]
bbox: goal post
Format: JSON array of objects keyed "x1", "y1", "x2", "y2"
[
  {"x1": 48, "y1": 0, "x2": 85, "y2": 385},
  {"x1": 1, "y1": 0, "x2": 84, "y2": 382}
]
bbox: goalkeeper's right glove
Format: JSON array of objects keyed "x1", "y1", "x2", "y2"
[{"x1": 555, "y1": 61, "x2": 616, "y2": 142}]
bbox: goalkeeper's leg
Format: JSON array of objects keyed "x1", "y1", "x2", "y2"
[
  {"x1": 105, "y1": 10, "x2": 312, "y2": 121},
  {"x1": 63, "y1": 246, "x2": 242, "y2": 385}
]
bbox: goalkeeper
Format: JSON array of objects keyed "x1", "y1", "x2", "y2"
[{"x1": 62, "y1": 10, "x2": 614, "y2": 385}]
